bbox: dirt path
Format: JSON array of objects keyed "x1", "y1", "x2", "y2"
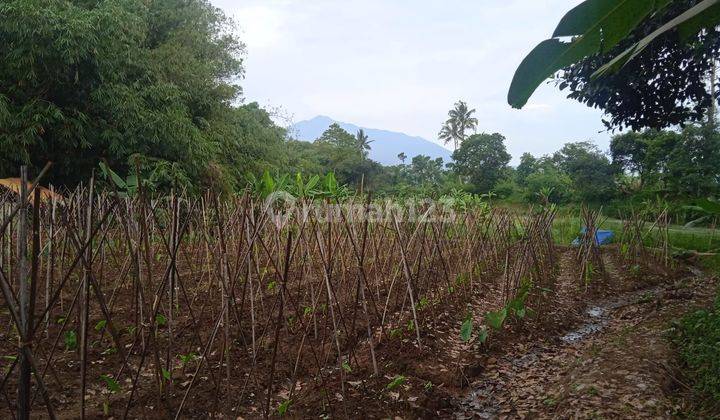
[{"x1": 454, "y1": 259, "x2": 717, "y2": 419}]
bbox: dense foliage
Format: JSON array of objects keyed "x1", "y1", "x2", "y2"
[
  {"x1": 3, "y1": 0, "x2": 720, "y2": 217},
  {"x1": 0, "y1": 0, "x2": 285, "y2": 190},
  {"x1": 451, "y1": 133, "x2": 511, "y2": 193},
  {"x1": 557, "y1": 0, "x2": 720, "y2": 131},
  {"x1": 672, "y1": 287, "x2": 720, "y2": 412}
]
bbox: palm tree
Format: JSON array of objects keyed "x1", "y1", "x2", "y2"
[
  {"x1": 355, "y1": 129, "x2": 373, "y2": 158},
  {"x1": 397, "y1": 152, "x2": 407, "y2": 164},
  {"x1": 438, "y1": 100, "x2": 478, "y2": 150},
  {"x1": 438, "y1": 122, "x2": 458, "y2": 150}
]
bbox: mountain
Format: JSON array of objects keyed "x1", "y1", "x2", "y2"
[{"x1": 289, "y1": 116, "x2": 453, "y2": 166}]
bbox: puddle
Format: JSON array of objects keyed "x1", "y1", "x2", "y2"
[{"x1": 560, "y1": 306, "x2": 607, "y2": 343}]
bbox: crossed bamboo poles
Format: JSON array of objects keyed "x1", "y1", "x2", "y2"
[{"x1": 1, "y1": 165, "x2": 563, "y2": 419}]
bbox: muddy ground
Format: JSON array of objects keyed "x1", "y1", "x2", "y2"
[
  {"x1": 312, "y1": 247, "x2": 718, "y2": 419},
  {"x1": 1, "y1": 247, "x2": 715, "y2": 419}
]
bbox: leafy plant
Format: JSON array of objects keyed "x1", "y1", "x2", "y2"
[
  {"x1": 155, "y1": 314, "x2": 167, "y2": 327},
  {"x1": 94, "y1": 320, "x2": 107, "y2": 332},
  {"x1": 178, "y1": 352, "x2": 198, "y2": 366},
  {"x1": 508, "y1": 0, "x2": 720, "y2": 108},
  {"x1": 3, "y1": 355, "x2": 17, "y2": 374},
  {"x1": 417, "y1": 297, "x2": 430, "y2": 311},
  {"x1": 386, "y1": 375, "x2": 406, "y2": 390},
  {"x1": 267, "y1": 280, "x2": 277, "y2": 292},
  {"x1": 100, "y1": 374, "x2": 120, "y2": 416},
  {"x1": 100, "y1": 374, "x2": 120, "y2": 393},
  {"x1": 460, "y1": 317, "x2": 473, "y2": 342},
  {"x1": 477, "y1": 327, "x2": 489, "y2": 344},
  {"x1": 672, "y1": 297, "x2": 720, "y2": 406},
  {"x1": 406, "y1": 319, "x2": 415, "y2": 332},
  {"x1": 162, "y1": 368, "x2": 172, "y2": 383},
  {"x1": 64, "y1": 330, "x2": 78, "y2": 351},
  {"x1": 99, "y1": 161, "x2": 138, "y2": 197},
  {"x1": 389, "y1": 328, "x2": 403, "y2": 339},
  {"x1": 455, "y1": 273, "x2": 469, "y2": 286},
  {"x1": 485, "y1": 308, "x2": 508, "y2": 331},
  {"x1": 277, "y1": 399, "x2": 291, "y2": 416}
]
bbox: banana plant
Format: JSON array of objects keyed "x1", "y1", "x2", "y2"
[
  {"x1": 293, "y1": 172, "x2": 321, "y2": 198},
  {"x1": 508, "y1": 0, "x2": 720, "y2": 109},
  {"x1": 683, "y1": 198, "x2": 720, "y2": 227},
  {"x1": 98, "y1": 161, "x2": 138, "y2": 197}
]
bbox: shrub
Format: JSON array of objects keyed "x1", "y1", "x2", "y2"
[{"x1": 672, "y1": 290, "x2": 720, "y2": 410}]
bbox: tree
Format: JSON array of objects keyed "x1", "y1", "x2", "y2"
[
  {"x1": 525, "y1": 168, "x2": 573, "y2": 204},
  {"x1": 516, "y1": 152, "x2": 538, "y2": 187},
  {"x1": 397, "y1": 152, "x2": 407, "y2": 164},
  {"x1": 553, "y1": 142, "x2": 617, "y2": 201},
  {"x1": 214, "y1": 102, "x2": 287, "y2": 189},
  {"x1": 355, "y1": 129, "x2": 374, "y2": 158},
  {"x1": 452, "y1": 133, "x2": 511, "y2": 193},
  {"x1": 508, "y1": 0, "x2": 720, "y2": 131},
  {"x1": 0, "y1": 0, "x2": 252, "y2": 188},
  {"x1": 408, "y1": 155, "x2": 445, "y2": 188},
  {"x1": 664, "y1": 123, "x2": 720, "y2": 196},
  {"x1": 557, "y1": 1, "x2": 720, "y2": 131},
  {"x1": 298, "y1": 124, "x2": 375, "y2": 186},
  {"x1": 439, "y1": 100, "x2": 478, "y2": 150},
  {"x1": 316, "y1": 123, "x2": 357, "y2": 148}
]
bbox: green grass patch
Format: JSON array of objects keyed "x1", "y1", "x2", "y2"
[
  {"x1": 552, "y1": 215, "x2": 720, "y2": 253},
  {"x1": 671, "y1": 290, "x2": 720, "y2": 414}
]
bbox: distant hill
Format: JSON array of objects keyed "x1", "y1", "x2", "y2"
[{"x1": 289, "y1": 116, "x2": 453, "y2": 166}]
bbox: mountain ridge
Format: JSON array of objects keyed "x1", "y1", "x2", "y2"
[{"x1": 289, "y1": 116, "x2": 453, "y2": 166}]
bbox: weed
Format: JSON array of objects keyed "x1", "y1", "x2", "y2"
[
  {"x1": 64, "y1": 331, "x2": 77, "y2": 351},
  {"x1": 277, "y1": 399, "x2": 291, "y2": 416},
  {"x1": 155, "y1": 314, "x2": 167, "y2": 327},
  {"x1": 386, "y1": 375, "x2": 406, "y2": 390},
  {"x1": 389, "y1": 328, "x2": 403, "y2": 339}
]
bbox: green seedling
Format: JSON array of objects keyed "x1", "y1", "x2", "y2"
[{"x1": 386, "y1": 375, "x2": 406, "y2": 390}]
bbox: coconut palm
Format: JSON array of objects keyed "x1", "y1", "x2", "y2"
[
  {"x1": 397, "y1": 152, "x2": 407, "y2": 164},
  {"x1": 438, "y1": 100, "x2": 478, "y2": 150},
  {"x1": 355, "y1": 129, "x2": 373, "y2": 158}
]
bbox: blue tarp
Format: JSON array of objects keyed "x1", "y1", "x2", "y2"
[{"x1": 571, "y1": 227, "x2": 614, "y2": 246}]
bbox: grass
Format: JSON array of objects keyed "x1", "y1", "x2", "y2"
[
  {"x1": 671, "y1": 285, "x2": 720, "y2": 415},
  {"x1": 552, "y1": 215, "x2": 720, "y2": 253}
]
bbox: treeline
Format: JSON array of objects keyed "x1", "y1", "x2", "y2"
[
  {"x1": 3, "y1": 0, "x2": 720, "y2": 214},
  {"x1": 0, "y1": 0, "x2": 286, "y2": 191}
]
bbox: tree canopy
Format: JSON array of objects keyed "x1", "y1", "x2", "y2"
[
  {"x1": 451, "y1": 133, "x2": 511, "y2": 193},
  {"x1": 0, "y1": 0, "x2": 286, "y2": 189},
  {"x1": 508, "y1": 0, "x2": 720, "y2": 131}
]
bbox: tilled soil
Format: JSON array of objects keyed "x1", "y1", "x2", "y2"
[{"x1": 453, "y1": 255, "x2": 716, "y2": 419}]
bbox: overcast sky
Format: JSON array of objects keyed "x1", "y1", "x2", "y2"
[{"x1": 211, "y1": 0, "x2": 614, "y2": 164}]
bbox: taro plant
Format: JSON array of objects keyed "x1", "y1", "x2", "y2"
[
  {"x1": 177, "y1": 352, "x2": 198, "y2": 375},
  {"x1": 100, "y1": 374, "x2": 120, "y2": 416},
  {"x1": 460, "y1": 316, "x2": 473, "y2": 342},
  {"x1": 485, "y1": 308, "x2": 508, "y2": 331}
]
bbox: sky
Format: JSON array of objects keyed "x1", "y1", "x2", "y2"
[{"x1": 211, "y1": 0, "x2": 614, "y2": 164}]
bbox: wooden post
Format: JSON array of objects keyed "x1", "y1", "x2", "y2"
[{"x1": 17, "y1": 166, "x2": 31, "y2": 419}]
